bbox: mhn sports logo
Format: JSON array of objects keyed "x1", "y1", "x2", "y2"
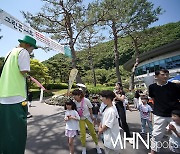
[{"x1": 111, "y1": 132, "x2": 178, "y2": 150}]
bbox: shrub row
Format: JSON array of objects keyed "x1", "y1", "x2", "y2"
[
  {"x1": 31, "y1": 90, "x2": 53, "y2": 99},
  {"x1": 87, "y1": 86, "x2": 114, "y2": 94},
  {"x1": 44, "y1": 83, "x2": 76, "y2": 90}
]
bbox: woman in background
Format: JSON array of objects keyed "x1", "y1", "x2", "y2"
[{"x1": 114, "y1": 82, "x2": 131, "y2": 138}]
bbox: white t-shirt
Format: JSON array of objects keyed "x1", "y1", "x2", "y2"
[
  {"x1": 0, "y1": 48, "x2": 30, "y2": 104},
  {"x1": 65, "y1": 110, "x2": 80, "y2": 131},
  {"x1": 138, "y1": 104, "x2": 152, "y2": 119},
  {"x1": 102, "y1": 106, "x2": 122, "y2": 150},
  {"x1": 166, "y1": 121, "x2": 180, "y2": 153},
  {"x1": 75, "y1": 97, "x2": 93, "y2": 122}
]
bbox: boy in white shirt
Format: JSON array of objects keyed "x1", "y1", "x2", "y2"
[
  {"x1": 98, "y1": 90, "x2": 122, "y2": 154},
  {"x1": 166, "y1": 110, "x2": 180, "y2": 153}
]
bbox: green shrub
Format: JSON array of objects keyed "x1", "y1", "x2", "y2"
[
  {"x1": 44, "y1": 83, "x2": 68, "y2": 90},
  {"x1": 126, "y1": 91, "x2": 135, "y2": 104},
  {"x1": 87, "y1": 85, "x2": 114, "y2": 94},
  {"x1": 31, "y1": 90, "x2": 53, "y2": 99}
]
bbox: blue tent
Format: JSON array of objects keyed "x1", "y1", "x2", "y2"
[{"x1": 168, "y1": 75, "x2": 180, "y2": 82}]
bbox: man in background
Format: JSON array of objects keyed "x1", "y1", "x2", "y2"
[{"x1": 149, "y1": 69, "x2": 180, "y2": 154}]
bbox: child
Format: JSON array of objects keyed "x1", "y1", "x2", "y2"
[
  {"x1": 166, "y1": 110, "x2": 180, "y2": 153},
  {"x1": 92, "y1": 95, "x2": 101, "y2": 128},
  {"x1": 72, "y1": 89, "x2": 102, "y2": 154},
  {"x1": 99, "y1": 90, "x2": 122, "y2": 154},
  {"x1": 138, "y1": 94, "x2": 153, "y2": 135},
  {"x1": 64, "y1": 99, "x2": 80, "y2": 154}
]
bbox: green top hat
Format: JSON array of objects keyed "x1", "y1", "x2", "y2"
[{"x1": 18, "y1": 35, "x2": 38, "y2": 49}]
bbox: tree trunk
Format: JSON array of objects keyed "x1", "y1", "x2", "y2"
[
  {"x1": 129, "y1": 38, "x2": 139, "y2": 90},
  {"x1": 88, "y1": 48, "x2": 97, "y2": 87},
  {"x1": 129, "y1": 64, "x2": 136, "y2": 90},
  {"x1": 59, "y1": 70, "x2": 62, "y2": 83},
  {"x1": 92, "y1": 66, "x2": 96, "y2": 87},
  {"x1": 112, "y1": 22, "x2": 121, "y2": 83},
  {"x1": 63, "y1": 8, "x2": 83, "y2": 84}
]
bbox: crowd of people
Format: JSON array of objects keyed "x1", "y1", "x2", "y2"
[
  {"x1": 0, "y1": 35, "x2": 179, "y2": 154},
  {"x1": 63, "y1": 69, "x2": 180, "y2": 154}
]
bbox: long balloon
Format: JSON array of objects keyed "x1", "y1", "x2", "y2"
[{"x1": 30, "y1": 76, "x2": 46, "y2": 90}]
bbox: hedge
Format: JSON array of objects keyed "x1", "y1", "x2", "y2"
[
  {"x1": 31, "y1": 90, "x2": 53, "y2": 99},
  {"x1": 87, "y1": 85, "x2": 114, "y2": 94}
]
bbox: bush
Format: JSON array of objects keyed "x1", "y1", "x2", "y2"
[
  {"x1": 87, "y1": 85, "x2": 114, "y2": 94},
  {"x1": 31, "y1": 90, "x2": 53, "y2": 99},
  {"x1": 126, "y1": 91, "x2": 135, "y2": 104},
  {"x1": 44, "y1": 83, "x2": 68, "y2": 90},
  {"x1": 45, "y1": 96, "x2": 71, "y2": 106}
]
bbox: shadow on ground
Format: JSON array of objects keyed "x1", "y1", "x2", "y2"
[
  {"x1": 26, "y1": 111, "x2": 105, "y2": 154},
  {"x1": 26, "y1": 105, "x2": 174, "y2": 154}
]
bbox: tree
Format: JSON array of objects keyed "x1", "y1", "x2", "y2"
[
  {"x1": 96, "y1": 0, "x2": 134, "y2": 83},
  {"x1": 44, "y1": 56, "x2": 71, "y2": 83},
  {"x1": 95, "y1": 68, "x2": 108, "y2": 85},
  {"x1": 77, "y1": 25, "x2": 105, "y2": 86},
  {"x1": 29, "y1": 59, "x2": 51, "y2": 86},
  {"x1": 95, "y1": 0, "x2": 162, "y2": 87},
  {"x1": 22, "y1": 0, "x2": 101, "y2": 83},
  {"x1": 121, "y1": 0, "x2": 162, "y2": 90}
]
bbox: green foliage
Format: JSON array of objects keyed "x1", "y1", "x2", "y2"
[
  {"x1": 125, "y1": 91, "x2": 134, "y2": 104},
  {"x1": 77, "y1": 22, "x2": 180, "y2": 71},
  {"x1": 43, "y1": 22, "x2": 180, "y2": 87},
  {"x1": 30, "y1": 90, "x2": 53, "y2": 99},
  {"x1": 29, "y1": 59, "x2": 51, "y2": 88},
  {"x1": 21, "y1": 0, "x2": 180, "y2": 88},
  {"x1": 43, "y1": 54, "x2": 72, "y2": 83},
  {"x1": 44, "y1": 83, "x2": 68, "y2": 90},
  {"x1": 87, "y1": 84, "x2": 114, "y2": 94},
  {"x1": 82, "y1": 66, "x2": 130, "y2": 86}
]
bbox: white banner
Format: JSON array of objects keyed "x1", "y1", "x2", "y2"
[{"x1": 0, "y1": 9, "x2": 64, "y2": 53}]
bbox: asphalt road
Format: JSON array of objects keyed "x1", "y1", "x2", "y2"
[{"x1": 25, "y1": 101, "x2": 174, "y2": 154}]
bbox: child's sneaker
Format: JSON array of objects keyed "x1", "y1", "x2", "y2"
[
  {"x1": 96, "y1": 145, "x2": 102, "y2": 153},
  {"x1": 82, "y1": 147, "x2": 86, "y2": 154}
]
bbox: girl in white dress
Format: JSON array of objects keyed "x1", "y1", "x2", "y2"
[{"x1": 64, "y1": 99, "x2": 80, "y2": 154}]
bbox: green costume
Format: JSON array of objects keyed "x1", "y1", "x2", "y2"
[{"x1": 0, "y1": 35, "x2": 37, "y2": 154}]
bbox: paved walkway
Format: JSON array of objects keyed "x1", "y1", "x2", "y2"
[{"x1": 25, "y1": 100, "x2": 173, "y2": 154}]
